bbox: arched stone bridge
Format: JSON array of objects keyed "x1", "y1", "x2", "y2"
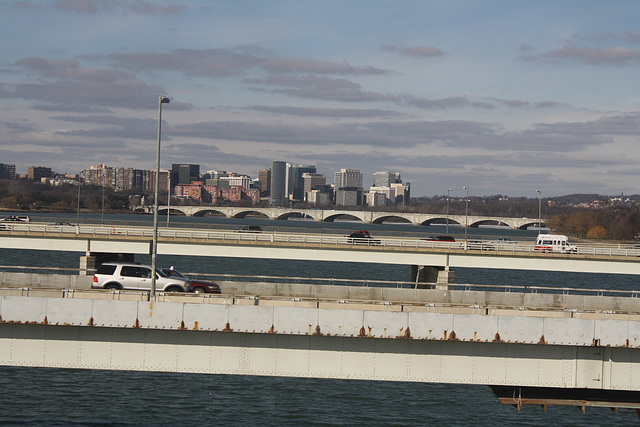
[{"x1": 158, "y1": 206, "x2": 544, "y2": 230}]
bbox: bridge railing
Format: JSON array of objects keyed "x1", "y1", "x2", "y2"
[{"x1": 4, "y1": 223, "x2": 640, "y2": 258}]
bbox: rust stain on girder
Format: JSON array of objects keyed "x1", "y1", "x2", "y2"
[{"x1": 397, "y1": 327, "x2": 412, "y2": 339}]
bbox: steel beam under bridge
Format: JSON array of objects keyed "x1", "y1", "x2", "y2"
[{"x1": 1, "y1": 293, "x2": 640, "y2": 409}]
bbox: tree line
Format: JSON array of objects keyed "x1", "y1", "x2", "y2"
[{"x1": 546, "y1": 207, "x2": 640, "y2": 241}]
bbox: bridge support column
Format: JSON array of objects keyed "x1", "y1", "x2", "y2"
[
  {"x1": 412, "y1": 265, "x2": 455, "y2": 289},
  {"x1": 79, "y1": 252, "x2": 135, "y2": 275}
]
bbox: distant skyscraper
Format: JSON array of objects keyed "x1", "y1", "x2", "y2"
[
  {"x1": 373, "y1": 171, "x2": 401, "y2": 187},
  {"x1": 258, "y1": 169, "x2": 271, "y2": 196},
  {"x1": 270, "y1": 161, "x2": 287, "y2": 205},
  {"x1": 302, "y1": 173, "x2": 326, "y2": 198},
  {"x1": 171, "y1": 164, "x2": 199, "y2": 187},
  {"x1": 287, "y1": 164, "x2": 316, "y2": 201},
  {"x1": 0, "y1": 163, "x2": 16, "y2": 180},
  {"x1": 334, "y1": 169, "x2": 362, "y2": 189},
  {"x1": 27, "y1": 166, "x2": 52, "y2": 181}
]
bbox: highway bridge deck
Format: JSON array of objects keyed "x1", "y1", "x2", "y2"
[{"x1": 2, "y1": 276, "x2": 640, "y2": 410}]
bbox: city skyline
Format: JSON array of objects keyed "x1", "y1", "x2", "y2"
[{"x1": 1, "y1": 1, "x2": 639, "y2": 198}]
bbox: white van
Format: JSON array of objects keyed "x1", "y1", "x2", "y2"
[{"x1": 535, "y1": 234, "x2": 578, "y2": 254}]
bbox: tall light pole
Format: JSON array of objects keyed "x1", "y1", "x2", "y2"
[
  {"x1": 463, "y1": 186, "x2": 469, "y2": 241},
  {"x1": 76, "y1": 171, "x2": 82, "y2": 229},
  {"x1": 536, "y1": 189, "x2": 542, "y2": 234},
  {"x1": 445, "y1": 188, "x2": 452, "y2": 235},
  {"x1": 101, "y1": 170, "x2": 105, "y2": 225},
  {"x1": 167, "y1": 187, "x2": 171, "y2": 227},
  {"x1": 151, "y1": 96, "x2": 170, "y2": 298}
]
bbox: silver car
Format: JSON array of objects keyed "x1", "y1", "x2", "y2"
[{"x1": 92, "y1": 262, "x2": 192, "y2": 292}]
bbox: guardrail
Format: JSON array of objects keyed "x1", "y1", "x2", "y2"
[{"x1": 3, "y1": 222, "x2": 640, "y2": 257}]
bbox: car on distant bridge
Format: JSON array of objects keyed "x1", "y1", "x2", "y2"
[
  {"x1": 238, "y1": 225, "x2": 263, "y2": 233},
  {"x1": 424, "y1": 235, "x2": 456, "y2": 242},
  {"x1": 346, "y1": 230, "x2": 381, "y2": 246}
]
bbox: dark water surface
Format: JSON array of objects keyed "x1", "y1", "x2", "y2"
[
  {"x1": 0, "y1": 367, "x2": 639, "y2": 426},
  {"x1": 1, "y1": 213, "x2": 639, "y2": 425}
]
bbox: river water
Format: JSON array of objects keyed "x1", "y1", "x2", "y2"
[{"x1": 1, "y1": 212, "x2": 639, "y2": 425}]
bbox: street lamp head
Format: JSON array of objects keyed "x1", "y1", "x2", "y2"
[
  {"x1": 536, "y1": 189, "x2": 541, "y2": 194},
  {"x1": 160, "y1": 96, "x2": 170, "y2": 104}
]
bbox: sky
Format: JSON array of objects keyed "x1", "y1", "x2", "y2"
[{"x1": 1, "y1": 0, "x2": 639, "y2": 198}]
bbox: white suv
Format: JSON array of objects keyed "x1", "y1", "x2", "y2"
[{"x1": 93, "y1": 262, "x2": 192, "y2": 292}]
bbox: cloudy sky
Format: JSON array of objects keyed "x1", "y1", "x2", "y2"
[{"x1": 1, "y1": 0, "x2": 639, "y2": 198}]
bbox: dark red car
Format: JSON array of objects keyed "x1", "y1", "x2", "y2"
[
  {"x1": 425, "y1": 235, "x2": 456, "y2": 242},
  {"x1": 346, "y1": 230, "x2": 381, "y2": 245},
  {"x1": 161, "y1": 268, "x2": 221, "y2": 294}
]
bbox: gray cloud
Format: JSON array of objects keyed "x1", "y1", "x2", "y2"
[
  {"x1": 50, "y1": 0, "x2": 185, "y2": 15},
  {"x1": 2, "y1": 119, "x2": 37, "y2": 133},
  {"x1": 381, "y1": 45, "x2": 447, "y2": 57},
  {"x1": 53, "y1": 115, "x2": 159, "y2": 140},
  {"x1": 244, "y1": 75, "x2": 362, "y2": 90},
  {"x1": 108, "y1": 48, "x2": 391, "y2": 78},
  {"x1": 4, "y1": 56, "x2": 195, "y2": 110},
  {"x1": 519, "y1": 46, "x2": 640, "y2": 65},
  {"x1": 166, "y1": 112, "x2": 639, "y2": 154},
  {"x1": 489, "y1": 98, "x2": 569, "y2": 109},
  {"x1": 250, "y1": 105, "x2": 402, "y2": 118},
  {"x1": 1, "y1": 78, "x2": 164, "y2": 109}
]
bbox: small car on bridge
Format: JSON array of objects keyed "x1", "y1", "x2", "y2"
[
  {"x1": 346, "y1": 230, "x2": 381, "y2": 246},
  {"x1": 161, "y1": 267, "x2": 221, "y2": 294}
]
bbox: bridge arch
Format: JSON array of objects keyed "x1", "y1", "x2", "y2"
[
  {"x1": 469, "y1": 219, "x2": 510, "y2": 228},
  {"x1": 191, "y1": 208, "x2": 226, "y2": 217},
  {"x1": 275, "y1": 211, "x2": 315, "y2": 221},
  {"x1": 323, "y1": 213, "x2": 364, "y2": 223},
  {"x1": 517, "y1": 220, "x2": 546, "y2": 231},
  {"x1": 158, "y1": 207, "x2": 187, "y2": 216},
  {"x1": 419, "y1": 217, "x2": 462, "y2": 226},
  {"x1": 232, "y1": 210, "x2": 270, "y2": 219},
  {"x1": 371, "y1": 215, "x2": 412, "y2": 225}
]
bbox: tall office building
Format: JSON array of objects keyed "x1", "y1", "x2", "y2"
[
  {"x1": 270, "y1": 161, "x2": 287, "y2": 205},
  {"x1": 287, "y1": 164, "x2": 316, "y2": 201},
  {"x1": 0, "y1": 163, "x2": 16, "y2": 179},
  {"x1": 171, "y1": 164, "x2": 199, "y2": 188},
  {"x1": 302, "y1": 173, "x2": 326, "y2": 196},
  {"x1": 373, "y1": 171, "x2": 402, "y2": 187},
  {"x1": 258, "y1": 169, "x2": 271, "y2": 196},
  {"x1": 334, "y1": 169, "x2": 363, "y2": 189},
  {"x1": 27, "y1": 166, "x2": 52, "y2": 181}
]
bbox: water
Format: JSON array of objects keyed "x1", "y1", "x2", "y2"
[{"x1": 1, "y1": 213, "x2": 639, "y2": 425}]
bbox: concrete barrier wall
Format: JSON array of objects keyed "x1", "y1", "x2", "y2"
[
  {"x1": 0, "y1": 272, "x2": 93, "y2": 290},
  {"x1": 2, "y1": 273, "x2": 640, "y2": 314}
]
